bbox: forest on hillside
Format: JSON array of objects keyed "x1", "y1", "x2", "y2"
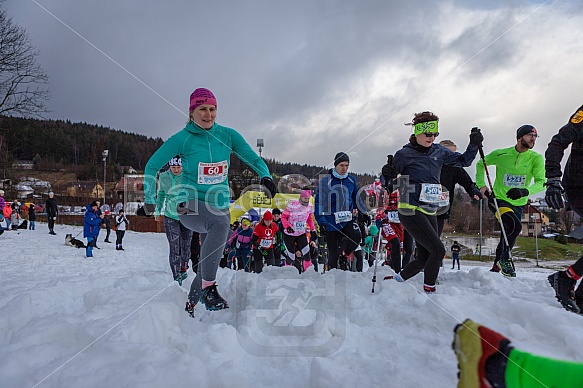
[{"x1": 0, "y1": 116, "x2": 375, "y2": 186}]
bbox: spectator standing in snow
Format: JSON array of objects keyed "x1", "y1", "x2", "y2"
[
  {"x1": 102, "y1": 210, "x2": 112, "y2": 243},
  {"x1": 0, "y1": 190, "x2": 6, "y2": 231},
  {"x1": 28, "y1": 203, "x2": 36, "y2": 230},
  {"x1": 84, "y1": 201, "x2": 103, "y2": 258},
  {"x1": 143, "y1": 87, "x2": 276, "y2": 317},
  {"x1": 451, "y1": 241, "x2": 461, "y2": 270},
  {"x1": 115, "y1": 209, "x2": 129, "y2": 250},
  {"x1": 45, "y1": 192, "x2": 58, "y2": 235},
  {"x1": 155, "y1": 156, "x2": 192, "y2": 285}
]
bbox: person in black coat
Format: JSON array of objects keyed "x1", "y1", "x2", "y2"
[
  {"x1": 45, "y1": 192, "x2": 58, "y2": 235},
  {"x1": 437, "y1": 139, "x2": 483, "y2": 237}
]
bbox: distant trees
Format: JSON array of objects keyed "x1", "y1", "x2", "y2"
[{"x1": 0, "y1": 5, "x2": 50, "y2": 118}]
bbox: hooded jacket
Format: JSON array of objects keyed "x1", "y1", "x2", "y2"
[
  {"x1": 155, "y1": 169, "x2": 184, "y2": 220},
  {"x1": 84, "y1": 205, "x2": 102, "y2": 238},
  {"x1": 144, "y1": 121, "x2": 271, "y2": 210}
]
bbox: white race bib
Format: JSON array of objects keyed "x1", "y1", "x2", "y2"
[
  {"x1": 198, "y1": 161, "x2": 228, "y2": 185},
  {"x1": 294, "y1": 221, "x2": 306, "y2": 230},
  {"x1": 503, "y1": 174, "x2": 526, "y2": 188},
  {"x1": 387, "y1": 211, "x2": 400, "y2": 223},
  {"x1": 419, "y1": 183, "x2": 443, "y2": 203},
  {"x1": 334, "y1": 211, "x2": 353, "y2": 224},
  {"x1": 260, "y1": 239, "x2": 272, "y2": 248}
]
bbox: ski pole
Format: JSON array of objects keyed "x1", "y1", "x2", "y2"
[{"x1": 478, "y1": 142, "x2": 514, "y2": 274}]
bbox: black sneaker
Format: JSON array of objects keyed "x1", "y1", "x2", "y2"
[
  {"x1": 489, "y1": 263, "x2": 500, "y2": 272},
  {"x1": 548, "y1": 272, "x2": 580, "y2": 313},
  {"x1": 499, "y1": 258, "x2": 516, "y2": 277},
  {"x1": 185, "y1": 301, "x2": 196, "y2": 318},
  {"x1": 199, "y1": 284, "x2": 229, "y2": 311},
  {"x1": 338, "y1": 255, "x2": 348, "y2": 271}
]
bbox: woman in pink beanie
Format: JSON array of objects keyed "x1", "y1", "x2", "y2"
[{"x1": 144, "y1": 88, "x2": 277, "y2": 317}]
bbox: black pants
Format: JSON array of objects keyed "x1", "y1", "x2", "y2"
[
  {"x1": 48, "y1": 215, "x2": 56, "y2": 231},
  {"x1": 402, "y1": 230, "x2": 414, "y2": 268},
  {"x1": 488, "y1": 199, "x2": 523, "y2": 266},
  {"x1": 388, "y1": 238, "x2": 402, "y2": 274},
  {"x1": 115, "y1": 230, "x2": 125, "y2": 245},
  {"x1": 399, "y1": 210, "x2": 444, "y2": 287},
  {"x1": 565, "y1": 190, "x2": 583, "y2": 297},
  {"x1": 252, "y1": 248, "x2": 275, "y2": 273},
  {"x1": 326, "y1": 221, "x2": 361, "y2": 269},
  {"x1": 282, "y1": 233, "x2": 309, "y2": 273},
  {"x1": 105, "y1": 227, "x2": 111, "y2": 242}
]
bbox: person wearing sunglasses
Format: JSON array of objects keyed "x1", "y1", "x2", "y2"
[{"x1": 385, "y1": 111, "x2": 483, "y2": 293}]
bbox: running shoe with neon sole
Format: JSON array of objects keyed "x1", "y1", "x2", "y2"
[
  {"x1": 452, "y1": 319, "x2": 511, "y2": 388},
  {"x1": 547, "y1": 272, "x2": 580, "y2": 314}
]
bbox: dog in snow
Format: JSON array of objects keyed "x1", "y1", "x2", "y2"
[{"x1": 65, "y1": 234, "x2": 86, "y2": 248}]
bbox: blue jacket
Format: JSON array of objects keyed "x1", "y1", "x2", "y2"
[
  {"x1": 83, "y1": 205, "x2": 102, "y2": 238},
  {"x1": 315, "y1": 170, "x2": 366, "y2": 232},
  {"x1": 394, "y1": 141, "x2": 478, "y2": 214}
]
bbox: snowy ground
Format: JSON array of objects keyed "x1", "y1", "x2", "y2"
[{"x1": 1, "y1": 223, "x2": 582, "y2": 388}]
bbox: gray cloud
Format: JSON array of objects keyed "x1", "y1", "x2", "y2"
[{"x1": 3, "y1": 0, "x2": 581, "y2": 177}]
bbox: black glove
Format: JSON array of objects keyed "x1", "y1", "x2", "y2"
[
  {"x1": 381, "y1": 155, "x2": 396, "y2": 189},
  {"x1": 319, "y1": 224, "x2": 327, "y2": 236},
  {"x1": 310, "y1": 230, "x2": 318, "y2": 242},
  {"x1": 469, "y1": 127, "x2": 483, "y2": 146},
  {"x1": 358, "y1": 212, "x2": 371, "y2": 226},
  {"x1": 137, "y1": 203, "x2": 155, "y2": 217},
  {"x1": 471, "y1": 188, "x2": 484, "y2": 200},
  {"x1": 260, "y1": 177, "x2": 277, "y2": 197},
  {"x1": 545, "y1": 178, "x2": 564, "y2": 210},
  {"x1": 506, "y1": 188, "x2": 529, "y2": 200},
  {"x1": 286, "y1": 226, "x2": 295, "y2": 234}
]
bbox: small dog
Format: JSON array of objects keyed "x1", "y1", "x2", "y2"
[{"x1": 65, "y1": 234, "x2": 86, "y2": 248}]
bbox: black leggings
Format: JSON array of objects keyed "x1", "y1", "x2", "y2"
[
  {"x1": 565, "y1": 190, "x2": 583, "y2": 296},
  {"x1": 399, "y1": 210, "x2": 444, "y2": 287},
  {"x1": 488, "y1": 200, "x2": 523, "y2": 266},
  {"x1": 388, "y1": 238, "x2": 402, "y2": 274},
  {"x1": 325, "y1": 220, "x2": 362, "y2": 269}
]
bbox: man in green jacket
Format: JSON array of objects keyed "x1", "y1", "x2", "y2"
[{"x1": 475, "y1": 125, "x2": 545, "y2": 276}]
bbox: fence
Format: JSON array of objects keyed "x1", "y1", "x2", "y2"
[{"x1": 33, "y1": 213, "x2": 164, "y2": 233}]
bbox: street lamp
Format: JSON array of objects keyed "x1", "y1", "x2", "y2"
[
  {"x1": 257, "y1": 139, "x2": 264, "y2": 158},
  {"x1": 102, "y1": 150, "x2": 109, "y2": 206}
]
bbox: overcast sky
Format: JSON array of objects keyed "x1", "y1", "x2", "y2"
[{"x1": 3, "y1": 0, "x2": 582, "y2": 175}]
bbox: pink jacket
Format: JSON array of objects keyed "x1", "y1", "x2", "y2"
[{"x1": 281, "y1": 200, "x2": 315, "y2": 236}]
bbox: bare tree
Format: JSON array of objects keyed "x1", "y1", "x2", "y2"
[
  {"x1": 0, "y1": 6, "x2": 50, "y2": 118},
  {"x1": 560, "y1": 208, "x2": 576, "y2": 235}
]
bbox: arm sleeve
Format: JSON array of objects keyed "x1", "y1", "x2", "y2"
[
  {"x1": 155, "y1": 175, "x2": 166, "y2": 217},
  {"x1": 144, "y1": 132, "x2": 185, "y2": 205},
  {"x1": 251, "y1": 232, "x2": 259, "y2": 248},
  {"x1": 306, "y1": 212, "x2": 316, "y2": 232},
  {"x1": 475, "y1": 150, "x2": 493, "y2": 189},
  {"x1": 281, "y1": 207, "x2": 292, "y2": 229},
  {"x1": 545, "y1": 123, "x2": 577, "y2": 179},
  {"x1": 526, "y1": 153, "x2": 546, "y2": 196},
  {"x1": 455, "y1": 168, "x2": 479, "y2": 196},
  {"x1": 443, "y1": 143, "x2": 479, "y2": 167}
]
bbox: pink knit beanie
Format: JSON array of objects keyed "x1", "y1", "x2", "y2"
[{"x1": 189, "y1": 88, "x2": 217, "y2": 111}]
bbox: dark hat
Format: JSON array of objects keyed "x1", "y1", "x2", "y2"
[
  {"x1": 91, "y1": 201, "x2": 99, "y2": 207},
  {"x1": 334, "y1": 152, "x2": 350, "y2": 167},
  {"x1": 271, "y1": 208, "x2": 281, "y2": 215},
  {"x1": 516, "y1": 124, "x2": 537, "y2": 139}
]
